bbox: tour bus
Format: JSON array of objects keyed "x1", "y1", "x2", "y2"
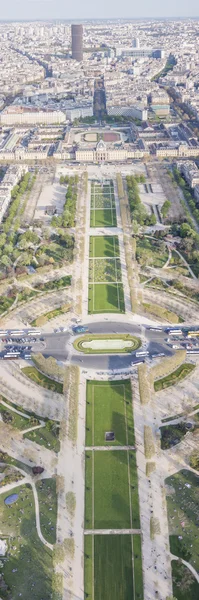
[
  {"x1": 10, "y1": 330, "x2": 25, "y2": 336},
  {"x1": 135, "y1": 351, "x2": 149, "y2": 357},
  {"x1": 0, "y1": 330, "x2": 8, "y2": 337},
  {"x1": 4, "y1": 352, "x2": 20, "y2": 359},
  {"x1": 187, "y1": 331, "x2": 199, "y2": 338},
  {"x1": 27, "y1": 329, "x2": 41, "y2": 336},
  {"x1": 167, "y1": 329, "x2": 182, "y2": 336}
]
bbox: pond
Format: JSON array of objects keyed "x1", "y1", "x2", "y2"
[{"x1": 4, "y1": 493, "x2": 19, "y2": 505}]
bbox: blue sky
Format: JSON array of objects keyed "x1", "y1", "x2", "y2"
[{"x1": 1, "y1": 0, "x2": 199, "y2": 20}]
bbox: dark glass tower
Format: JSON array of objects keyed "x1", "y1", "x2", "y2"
[{"x1": 71, "y1": 24, "x2": 83, "y2": 62}]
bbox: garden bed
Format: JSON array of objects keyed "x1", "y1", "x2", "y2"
[{"x1": 154, "y1": 363, "x2": 195, "y2": 391}]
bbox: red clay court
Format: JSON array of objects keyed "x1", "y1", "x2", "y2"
[{"x1": 102, "y1": 132, "x2": 120, "y2": 142}]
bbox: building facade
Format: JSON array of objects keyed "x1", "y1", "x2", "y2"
[{"x1": 71, "y1": 24, "x2": 83, "y2": 62}]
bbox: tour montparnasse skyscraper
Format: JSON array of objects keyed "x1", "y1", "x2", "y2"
[{"x1": 71, "y1": 24, "x2": 83, "y2": 62}]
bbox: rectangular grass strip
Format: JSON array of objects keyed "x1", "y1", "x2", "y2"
[
  {"x1": 84, "y1": 535, "x2": 93, "y2": 599},
  {"x1": 133, "y1": 534, "x2": 144, "y2": 600},
  {"x1": 85, "y1": 451, "x2": 93, "y2": 529},
  {"x1": 90, "y1": 209, "x2": 117, "y2": 228},
  {"x1": 89, "y1": 235, "x2": 120, "y2": 258},
  {"x1": 94, "y1": 535, "x2": 134, "y2": 600},
  {"x1": 94, "y1": 450, "x2": 131, "y2": 529},
  {"x1": 86, "y1": 380, "x2": 135, "y2": 447},
  {"x1": 88, "y1": 283, "x2": 125, "y2": 314}
]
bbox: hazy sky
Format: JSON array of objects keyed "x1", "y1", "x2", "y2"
[{"x1": 0, "y1": 0, "x2": 199, "y2": 20}]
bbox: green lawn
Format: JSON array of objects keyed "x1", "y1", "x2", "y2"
[
  {"x1": 154, "y1": 363, "x2": 195, "y2": 391},
  {"x1": 142, "y1": 302, "x2": 181, "y2": 324},
  {"x1": 88, "y1": 283, "x2": 125, "y2": 313},
  {"x1": 136, "y1": 236, "x2": 168, "y2": 268},
  {"x1": 133, "y1": 534, "x2": 144, "y2": 600},
  {"x1": 94, "y1": 535, "x2": 134, "y2": 600},
  {"x1": 86, "y1": 380, "x2": 135, "y2": 446},
  {"x1": 22, "y1": 367, "x2": 63, "y2": 394},
  {"x1": 0, "y1": 451, "x2": 33, "y2": 476},
  {"x1": 85, "y1": 450, "x2": 131, "y2": 529},
  {"x1": 171, "y1": 560, "x2": 199, "y2": 600},
  {"x1": 166, "y1": 470, "x2": 199, "y2": 572},
  {"x1": 90, "y1": 209, "x2": 117, "y2": 228},
  {"x1": 130, "y1": 453, "x2": 140, "y2": 529},
  {"x1": 24, "y1": 422, "x2": 60, "y2": 453},
  {"x1": 84, "y1": 534, "x2": 141, "y2": 600},
  {"x1": 89, "y1": 236, "x2": 120, "y2": 258},
  {"x1": 0, "y1": 484, "x2": 53, "y2": 599},
  {"x1": 0, "y1": 403, "x2": 31, "y2": 430},
  {"x1": 160, "y1": 422, "x2": 192, "y2": 449},
  {"x1": 36, "y1": 478, "x2": 57, "y2": 545}
]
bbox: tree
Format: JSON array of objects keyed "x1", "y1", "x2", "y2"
[
  {"x1": 18, "y1": 252, "x2": 32, "y2": 266},
  {"x1": 4, "y1": 243, "x2": 14, "y2": 256},
  {"x1": 0, "y1": 255, "x2": 11, "y2": 267},
  {"x1": 174, "y1": 563, "x2": 195, "y2": 592},
  {"x1": 179, "y1": 223, "x2": 195, "y2": 238},
  {"x1": 190, "y1": 450, "x2": 199, "y2": 471},
  {"x1": 0, "y1": 233, "x2": 6, "y2": 248},
  {"x1": 161, "y1": 200, "x2": 171, "y2": 218}
]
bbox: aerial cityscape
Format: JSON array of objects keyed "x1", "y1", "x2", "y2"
[{"x1": 0, "y1": 5, "x2": 198, "y2": 600}]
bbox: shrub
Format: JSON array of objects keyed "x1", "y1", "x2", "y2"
[
  {"x1": 144, "y1": 426, "x2": 155, "y2": 458},
  {"x1": 150, "y1": 516, "x2": 160, "y2": 539},
  {"x1": 138, "y1": 364, "x2": 151, "y2": 404}
]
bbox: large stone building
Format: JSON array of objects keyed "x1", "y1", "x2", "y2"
[
  {"x1": 0, "y1": 106, "x2": 65, "y2": 125},
  {"x1": 75, "y1": 139, "x2": 148, "y2": 162}
]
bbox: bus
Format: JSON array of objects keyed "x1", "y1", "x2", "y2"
[
  {"x1": 187, "y1": 331, "x2": 199, "y2": 338},
  {"x1": 27, "y1": 330, "x2": 41, "y2": 336},
  {"x1": 168, "y1": 329, "x2": 182, "y2": 336},
  {"x1": 4, "y1": 352, "x2": 20, "y2": 359},
  {"x1": 136, "y1": 351, "x2": 149, "y2": 357},
  {"x1": 0, "y1": 330, "x2": 8, "y2": 337},
  {"x1": 9, "y1": 330, "x2": 24, "y2": 336}
]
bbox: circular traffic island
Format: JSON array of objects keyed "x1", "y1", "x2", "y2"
[{"x1": 73, "y1": 334, "x2": 141, "y2": 354}]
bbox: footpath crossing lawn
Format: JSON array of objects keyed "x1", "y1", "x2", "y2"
[
  {"x1": 84, "y1": 534, "x2": 143, "y2": 600},
  {"x1": 86, "y1": 380, "x2": 135, "y2": 446}
]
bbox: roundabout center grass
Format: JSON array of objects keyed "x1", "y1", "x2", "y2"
[{"x1": 73, "y1": 333, "x2": 141, "y2": 354}]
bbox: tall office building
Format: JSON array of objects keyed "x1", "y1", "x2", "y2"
[
  {"x1": 132, "y1": 37, "x2": 140, "y2": 48},
  {"x1": 71, "y1": 24, "x2": 83, "y2": 62}
]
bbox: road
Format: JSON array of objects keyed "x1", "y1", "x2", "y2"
[
  {"x1": 0, "y1": 321, "x2": 180, "y2": 368},
  {"x1": 36, "y1": 321, "x2": 175, "y2": 372}
]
